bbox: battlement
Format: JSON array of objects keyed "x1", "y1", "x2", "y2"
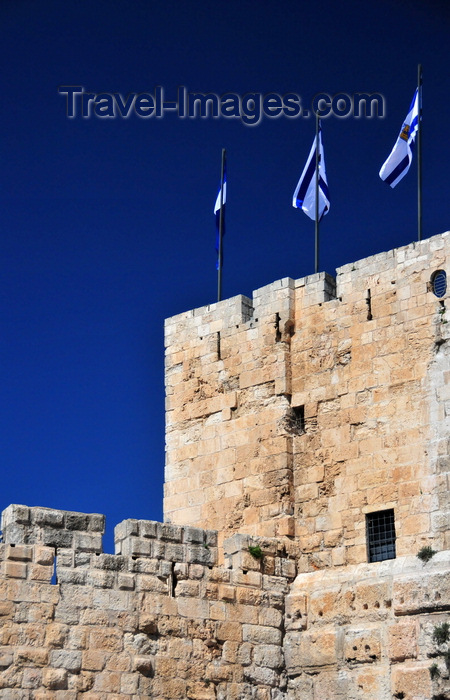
[
  {"x1": 164, "y1": 231, "x2": 450, "y2": 567},
  {"x1": 165, "y1": 232, "x2": 449, "y2": 343},
  {"x1": 2, "y1": 232, "x2": 450, "y2": 699},
  {"x1": 1, "y1": 503, "x2": 450, "y2": 698},
  {"x1": 0, "y1": 503, "x2": 299, "y2": 696},
  {"x1": 1, "y1": 504, "x2": 105, "y2": 553},
  {"x1": 0, "y1": 504, "x2": 297, "y2": 590},
  {"x1": 164, "y1": 271, "x2": 336, "y2": 347}
]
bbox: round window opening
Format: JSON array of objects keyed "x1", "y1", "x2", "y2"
[{"x1": 431, "y1": 270, "x2": 447, "y2": 298}]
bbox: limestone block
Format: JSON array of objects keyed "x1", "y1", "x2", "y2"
[
  {"x1": 186, "y1": 544, "x2": 217, "y2": 566},
  {"x1": 137, "y1": 520, "x2": 158, "y2": 538},
  {"x1": 71, "y1": 532, "x2": 102, "y2": 554},
  {"x1": 285, "y1": 673, "x2": 314, "y2": 699},
  {"x1": 218, "y1": 584, "x2": 235, "y2": 602},
  {"x1": 186, "y1": 681, "x2": 217, "y2": 699},
  {"x1": 393, "y1": 573, "x2": 450, "y2": 615},
  {"x1": 308, "y1": 586, "x2": 341, "y2": 624},
  {"x1": 388, "y1": 621, "x2": 417, "y2": 661},
  {"x1": 1, "y1": 504, "x2": 30, "y2": 531},
  {"x1": 284, "y1": 629, "x2": 337, "y2": 673},
  {"x1": 349, "y1": 665, "x2": 391, "y2": 700},
  {"x1": 86, "y1": 569, "x2": 114, "y2": 588},
  {"x1": 89, "y1": 629, "x2": 123, "y2": 653},
  {"x1": 34, "y1": 546, "x2": 54, "y2": 566},
  {"x1": 15, "y1": 646, "x2": 48, "y2": 666},
  {"x1": 118, "y1": 573, "x2": 135, "y2": 590},
  {"x1": 165, "y1": 542, "x2": 186, "y2": 561},
  {"x1": 4, "y1": 562, "x2": 27, "y2": 579},
  {"x1": 33, "y1": 508, "x2": 65, "y2": 528},
  {"x1": 285, "y1": 593, "x2": 307, "y2": 631},
  {"x1": 242, "y1": 625, "x2": 282, "y2": 645},
  {"x1": 258, "y1": 606, "x2": 283, "y2": 629},
  {"x1": 6, "y1": 545, "x2": 32, "y2": 562},
  {"x1": 253, "y1": 644, "x2": 284, "y2": 669},
  {"x1": 54, "y1": 602, "x2": 80, "y2": 625},
  {"x1": 64, "y1": 512, "x2": 89, "y2": 531},
  {"x1": 0, "y1": 652, "x2": 13, "y2": 670},
  {"x1": 120, "y1": 672, "x2": 139, "y2": 694},
  {"x1": 177, "y1": 597, "x2": 210, "y2": 620},
  {"x1": 183, "y1": 526, "x2": 206, "y2": 544},
  {"x1": 93, "y1": 553, "x2": 126, "y2": 571},
  {"x1": 42, "y1": 667, "x2": 68, "y2": 689},
  {"x1": 355, "y1": 579, "x2": 392, "y2": 617},
  {"x1": 22, "y1": 667, "x2": 42, "y2": 689},
  {"x1": 344, "y1": 627, "x2": 381, "y2": 664},
  {"x1": 158, "y1": 522, "x2": 183, "y2": 542},
  {"x1": 45, "y1": 623, "x2": 68, "y2": 649},
  {"x1": 132, "y1": 655, "x2": 154, "y2": 677},
  {"x1": 120, "y1": 536, "x2": 152, "y2": 558},
  {"x1": 243, "y1": 664, "x2": 279, "y2": 687},
  {"x1": 232, "y1": 550, "x2": 262, "y2": 572},
  {"x1": 49, "y1": 650, "x2": 82, "y2": 673},
  {"x1": 29, "y1": 563, "x2": 54, "y2": 583},
  {"x1": 215, "y1": 621, "x2": 243, "y2": 642},
  {"x1": 114, "y1": 519, "x2": 139, "y2": 544},
  {"x1": 41, "y1": 530, "x2": 74, "y2": 549},
  {"x1": 391, "y1": 664, "x2": 432, "y2": 700}
]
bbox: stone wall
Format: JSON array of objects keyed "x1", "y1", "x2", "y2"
[
  {"x1": 164, "y1": 232, "x2": 450, "y2": 570},
  {"x1": 1, "y1": 505, "x2": 450, "y2": 699},
  {"x1": 0, "y1": 504, "x2": 296, "y2": 699},
  {"x1": 284, "y1": 552, "x2": 450, "y2": 699},
  {"x1": 2, "y1": 232, "x2": 450, "y2": 699}
]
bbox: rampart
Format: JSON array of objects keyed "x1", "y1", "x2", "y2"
[
  {"x1": 164, "y1": 232, "x2": 450, "y2": 569},
  {"x1": 1, "y1": 503, "x2": 450, "y2": 698},
  {"x1": 1, "y1": 231, "x2": 450, "y2": 699}
]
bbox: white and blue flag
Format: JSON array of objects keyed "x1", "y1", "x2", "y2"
[
  {"x1": 379, "y1": 89, "x2": 419, "y2": 187},
  {"x1": 292, "y1": 123, "x2": 330, "y2": 221},
  {"x1": 214, "y1": 161, "x2": 227, "y2": 270}
]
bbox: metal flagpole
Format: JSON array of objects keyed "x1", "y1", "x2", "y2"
[
  {"x1": 217, "y1": 148, "x2": 226, "y2": 302},
  {"x1": 314, "y1": 115, "x2": 320, "y2": 274},
  {"x1": 417, "y1": 64, "x2": 423, "y2": 242}
]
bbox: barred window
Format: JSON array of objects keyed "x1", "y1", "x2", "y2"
[
  {"x1": 431, "y1": 270, "x2": 447, "y2": 298},
  {"x1": 366, "y1": 509, "x2": 396, "y2": 563}
]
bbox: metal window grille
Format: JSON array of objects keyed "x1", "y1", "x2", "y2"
[
  {"x1": 431, "y1": 270, "x2": 447, "y2": 298},
  {"x1": 366, "y1": 509, "x2": 396, "y2": 563}
]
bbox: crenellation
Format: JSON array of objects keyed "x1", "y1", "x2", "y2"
[{"x1": 2, "y1": 232, "x2": 450, "y2": 698}]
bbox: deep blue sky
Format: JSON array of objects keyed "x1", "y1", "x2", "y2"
[{"x1": 1, "y1": 0, "x2": 449, "y2": 551}]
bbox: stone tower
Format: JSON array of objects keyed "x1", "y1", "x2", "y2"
[
  {"x1": 1, "y1": 231, "x2": 450, "y2": 699},
  {"x1": 164, "y1": 232, "x2": 450, "y2": 569}
]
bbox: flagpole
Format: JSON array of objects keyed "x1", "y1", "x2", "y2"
[
  {"x1": 314, "y1": 114, "x2": 320, "y2": 274},
  {"x1": 417, "y1": 64, "x2": 423, "y2": 242},
  {"x1": 217, "y1": 148, "x2": 226, "y2": 302}
]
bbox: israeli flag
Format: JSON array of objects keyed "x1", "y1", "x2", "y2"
[
  {"x1": 214, "y1": 173, "x2": 227, "y2": 216},
  {"x1": 379, "y1": 89, "x2": 419, "y2": 187},
  {"x1": 293, "y1": 123, "x2": 330, "y2": 221},
  {"x1": 214, "y1": 163, "x2": 226, "y2": 270}
]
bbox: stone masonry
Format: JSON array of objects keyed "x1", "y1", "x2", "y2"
[{"x1": 1, "y1": 231, "x2": 450, "y2": 698}]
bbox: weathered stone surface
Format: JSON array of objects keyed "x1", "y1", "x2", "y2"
[
  {"x1": 42, "y1": 667, "x2": 68, "y2": 689},
  {"x1": 2, "y1": 233, "x2": 450, "y2": 698},
  {"x1": 388, "y1": 621, "x2": 417, "y2": 661},
  {"x1": 391, "y1": 664, "x2": 432, "y2": 700},
  {"x1": 344, "y1": 627, "x2": 381, "y2": 664}
]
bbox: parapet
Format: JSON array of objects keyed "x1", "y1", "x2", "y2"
[
  {"x1": 114, "y1": 518, "x2": 219, "y2": 567},
  {"x1": 1, "y1": 504, "x2": 104, "y2": 553},
  {"x1": 1, "y1": 502, "x2": 450, "y2": 698},
  {"x1": 164, "y1": 271, "x2": 336, "y2": 348},
  {"x1": 0, "y1": 504, "x2": 298, "y2": 605}
]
